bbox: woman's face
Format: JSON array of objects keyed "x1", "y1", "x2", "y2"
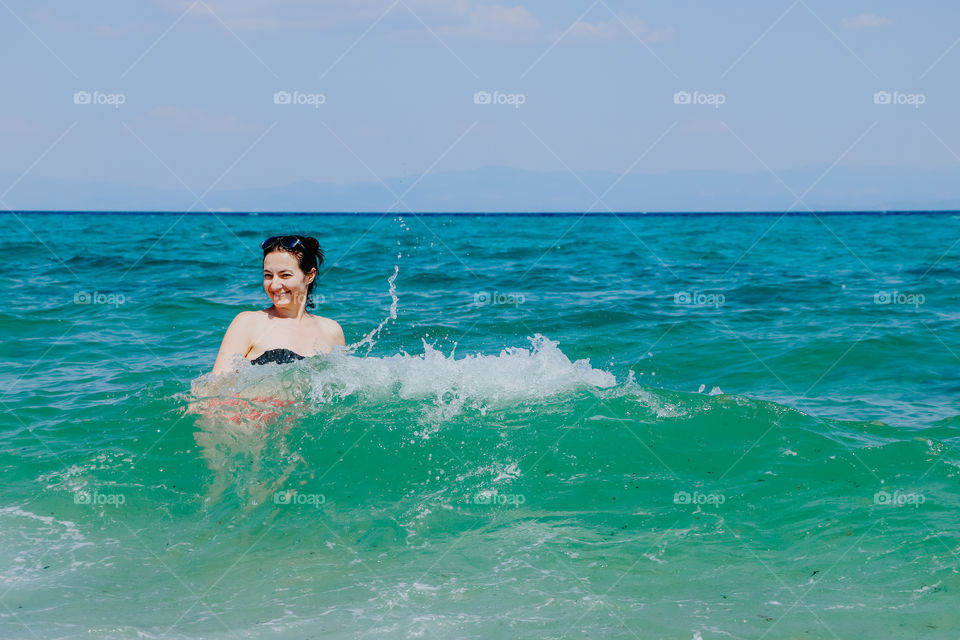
[{"x1": 263, "y1": 250, "x2": 315, "y2": 309}]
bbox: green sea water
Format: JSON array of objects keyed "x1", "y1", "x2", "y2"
[{"x1": 1, "y1": 212, "x2": 958, "y2": 639}]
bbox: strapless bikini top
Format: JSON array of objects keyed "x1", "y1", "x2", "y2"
[{"x1": 250, "y1": 348, "x2": 306, "y2": 366}]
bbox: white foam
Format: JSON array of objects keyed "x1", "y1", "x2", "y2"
[
  {"x1": 0, "y1": 506, "x2": 91, "y2": 586},
  {"x1": 309, "y1": 334, "x2": 617, "y2": 422}
]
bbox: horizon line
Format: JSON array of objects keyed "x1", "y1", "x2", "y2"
[{"x1": 3, "y1": 209, "x2": 959, "y2": 217}]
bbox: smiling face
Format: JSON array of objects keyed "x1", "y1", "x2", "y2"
[{"x1": 263, "y1": 250, "x2": 315, "y2": 310}]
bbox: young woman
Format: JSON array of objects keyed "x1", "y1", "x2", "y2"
[{"x1": 211, "y1": 235, "x2": 345, "y2": 376}]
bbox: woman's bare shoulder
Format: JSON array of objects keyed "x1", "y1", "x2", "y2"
[
  {"x1": 312, "y1": 315, "x2": 345, "y2": 341},
  {"x1": 312, "y1": 314, "x2": 341, "y2": 327},
  {"x1": 311, "y1": 315, "x2": 342, "y2": 331},
  {"x1": 229, "y1": 309, "x2": 270, "y2": 331},
  {"x1": 232, "y1": 309, "x2": 262, "y2": 323}
]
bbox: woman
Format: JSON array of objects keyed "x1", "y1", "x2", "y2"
[{"x1": 211, "y1": 234, "x2": 345, "y2": 376}]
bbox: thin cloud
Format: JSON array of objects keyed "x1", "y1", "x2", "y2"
[
  {"x1": 569, "y1": 15, "x2": 673, "y2": 42},
  {"x1": 92, "y1": 23, "x2": 143, "y2": 36},
  {"x1": 437, "y1": 4, "x2": 539, "y2": 38},
  {"x1": 840, "y1": 13, "x2": 894, "y2": 29},
  {"x1": 177, "y1": 0, "x2": 470, "y2": 31},
  {"x1": 682, "y1": 119, "x2": 725, "y2": 134},
  {"x1": 0, "y1": 118, "x2": 53, "y2": 136},
  {"x1": 146, "y1": 105, "x2": 256, "y2": 134}
]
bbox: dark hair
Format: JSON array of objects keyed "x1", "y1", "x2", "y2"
[{"x1": 262, "y1": 235, "x2": 324, "y2": 308}]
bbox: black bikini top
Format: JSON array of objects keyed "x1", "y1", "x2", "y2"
[{"x1": 250, "y1": 348, "x2": 306, "y2": 366}]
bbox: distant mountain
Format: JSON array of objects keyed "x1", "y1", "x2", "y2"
[{"x1": 3, "y1": 165, "x2": 960, "y2": 212}]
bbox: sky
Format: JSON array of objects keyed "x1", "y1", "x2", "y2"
[{"x1": 2, "y1": 0, "x2": 960, "y2": 209}]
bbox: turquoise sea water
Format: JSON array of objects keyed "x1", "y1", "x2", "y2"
[{"x1": 1, "y1": 212, "x2": 958, "y2": 639}]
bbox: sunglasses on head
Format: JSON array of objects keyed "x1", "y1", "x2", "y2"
[{"x1": 261, "y1": 235, "x2": 303, "y2": 251}]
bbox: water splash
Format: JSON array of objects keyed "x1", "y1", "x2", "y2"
[
  {"x1": 310, "y1": 334, "x2": 617, "y2": 426},
  {"x1": 345, "y1": 261, "x2": 400, "y2": 356}
]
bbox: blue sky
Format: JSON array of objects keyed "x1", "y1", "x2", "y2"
[{"x1": 2, "y1": 1, "x2": 960, "y2": 208}]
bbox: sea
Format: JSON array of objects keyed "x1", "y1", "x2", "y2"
[{"x1": 0, "y1": 211, "x2": 957, "y2": 639}]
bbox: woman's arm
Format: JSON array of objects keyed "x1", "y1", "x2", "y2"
[
  {"x1": 330, "y1": 320, "x2": 345, "y2": 347},
  {"x1": 212, "y1": 312, "x2": 253, "y2": 375},
  {"x1": 312, "y1": 318, "x2": 346, "y2": 354}
]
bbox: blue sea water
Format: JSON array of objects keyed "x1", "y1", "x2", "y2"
[{"x1": 0, "y1": 211, "x2": 958, "y2": 639}]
